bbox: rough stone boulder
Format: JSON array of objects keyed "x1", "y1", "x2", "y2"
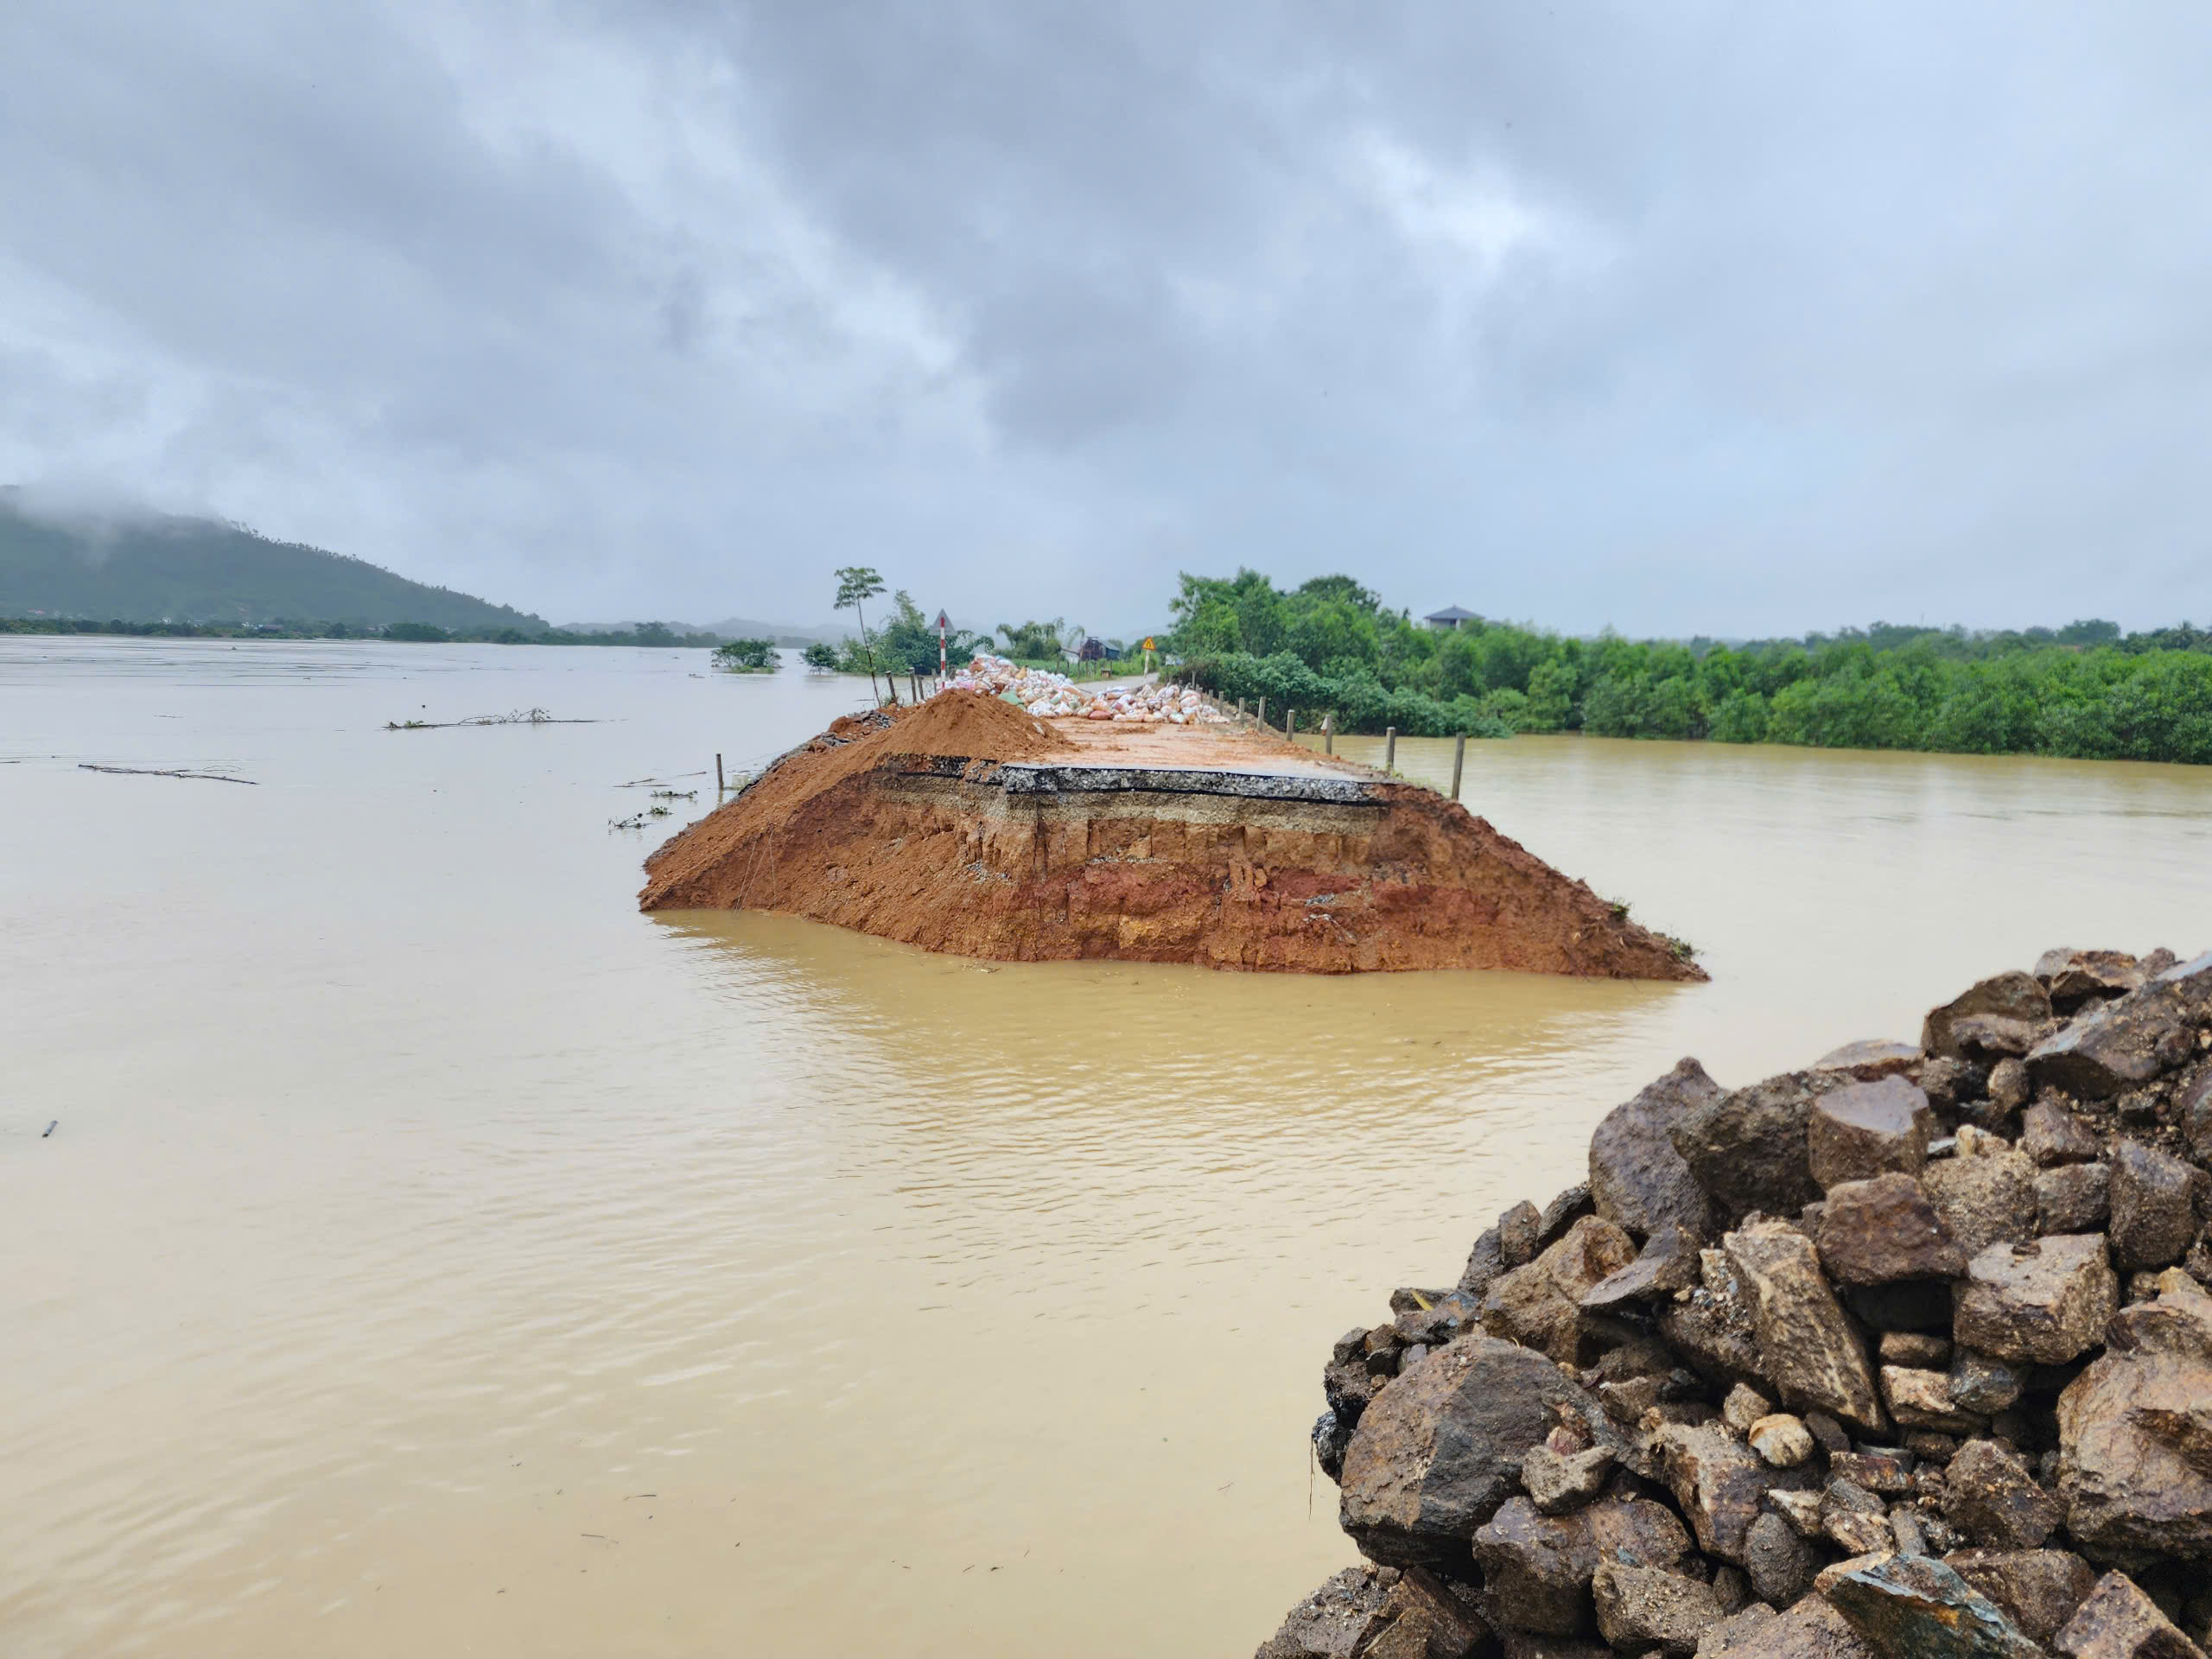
[
  {"x1": 2022, "y1": 1101, "x2": 2104, "y2": 1167},
  {"x1": 1810, "y1": 1174, "x2": 1968, "y2": 1286},
  {"x1": 1673, "y1": 1074, "x2": 1844, "y2": 1220},
  {"x1": 1484, "y1": 1216, "x2": 1641, "y2": 1362},
  {"x1": 2029, "y1": 955, "x2": 2212, "y2": 1100},
  {"x1": 1656, "y1": 1419, "x2": 1773, "y2": 1565},
  {"x1": 1815, "y1": 1041, "x2": 1925, "y2": 1083},
  {"x1": 1475, "y1": 1497, "x2": 1599, "y2": 1636},
  {"x1": 1503, "y1": 1202, "x2": 1545, "y2": 1268},
  {"x1": 1588, "y1": 1491, "x2": 1700, "y2": 1573},
  {"x1": 2053, "y1": 1570, "x2": 2208, "y2": 1659},
  {"x1": 1746, "y1": 1510, "x2": 1815, "y2": 1606},
  {"x1": 1498, "y1": 1636, "x2": 1612, "y2": 1659},
  {"x1": 1593, "y1": 1560, "x2": 1726, "y2": 1656},
  {"x1": 1943, "y1": 1438, "x2": 2062, "y2": 1551},
  {"x1": 1360, "y1": 1572, "x2": 1491, "y2": 1659},
  {"x1": 1924, "y1": 1150, "x2": 2040, "y2": 1260},
  {"x1": 1255, "y1": 1566, "x2": 1399, "y2": 1659},
  {"x1": 1459, "y1": 1224, "x2": 1506, "y2": 1298},
  {"x1": 1725, "y1": 1221, "x2": 1885, "y2": 1433},
  {"x1": 1953, "y1": 1235, "x2": 2118, "y2": 1365},
  {"x1": 1590, "y1": 1059, "x2": 1726, "y2": 1241},
  {"x1": 1523, "y1": 1443, "x2": 1618, "y2": 1516},
  {"x1": 1881, "y1": 1365, "x2": 1983, "y2": 1436},
  {"x1": 1698, "y1": 1596, "x2": 1879, "y2": 1659},
  {"x1": 1987, "y1": 1058, "x2": 2033, "y2": 1120},
  {"x1": 1808, "y1": 1079, "x2": 1936, "y2": 1192},
  {"x1": 2037, "y1": 1164, "x2": 2113, "y2": 1236},
  {"x1": 2037, "y1": 950, "x2": 2148, "y2": 1009},
  {"x1": 2108, "y1": 1143, "x2": 2199, "y2": 1272},
  {"x1": 1820, "y1": 1478, "x2": 1893, "y2": 1555},
  {"x1": 1943, "y1": 1550, "x2": 2098, "y2": 1647},
  {"x1": 1661, "y1": 1249, "x2": 1764, "y2": 1387},
  {"x1": 1583, "y1": 1225, "x2": 1704, "y2": 1311},
  {"x1": 2182, "y1": 1073, "x2": 2212, "y2": 1164},
  {"x1": 1925, "y1": 973, "x2": 2056, "y2": 1062},
  {"x1": 1822, "y1": 1553, "x2": 2042, "y2": 1659},
  {"x1": 2057, "y1": 1284, "x2": 2212, "y2": 1563},
  {"x1": 1751, "y1": 1414, "x2": 1816, "y2": 1468},
  {"x1": 1339, "y1": 1335, "x2": 1604, "y2": 1567},
  {"x1": 1948, "y1": 1351, "x2": 2024, "y2": 1414},
  {"x1": 1541, "y1": 1185, "x2": 1598, "y2": 1249}
]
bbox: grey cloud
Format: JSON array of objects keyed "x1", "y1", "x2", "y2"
[{"x1": 3, "y1": 0, "x2": 2211, "y2": 632}]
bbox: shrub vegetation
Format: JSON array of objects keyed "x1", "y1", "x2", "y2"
[
  {"x1": 712, "y1": 638, "x2": 778, "y2": 671},
  {"x1": 1165, "y1": 570, "x2": 2212, "y2": 763}
]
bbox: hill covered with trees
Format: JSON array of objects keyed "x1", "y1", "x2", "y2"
[
  {"x1": 0, "y1": 495, "x2": 548, "y2": 632},
  {"x1": 1169, "y1": 569, "x2": 2212, "y2": 765}
]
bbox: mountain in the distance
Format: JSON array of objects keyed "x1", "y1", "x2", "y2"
[
  {"x1": 556, "y1": 617, "x2": 850, "y2": 645},
  {"x1": 0, "y1": 493, "x2": 549, "y2": 632},
  {"x1": 700, "y1": 615, "x2": 852, "y2": 646}
]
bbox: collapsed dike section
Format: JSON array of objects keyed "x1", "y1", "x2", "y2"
[
  {"x1": 639, "y1": 692, "x2": 1701, "y2": 978},
  {"x1": 1263, "y1": 947, "x2": 2212, "y2": 1659}
]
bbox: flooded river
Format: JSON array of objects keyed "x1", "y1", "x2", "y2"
[{"x1": 5, "y1": 638, "x2": 2212, "y2": 1656}]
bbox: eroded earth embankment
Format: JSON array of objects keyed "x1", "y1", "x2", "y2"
[
  {"x1": 639, "y1": 691, "x2": 1700, "y2": 978},
  {"x1": 1263, "y1": 947, "x2": 2212, "y2": 1659}
]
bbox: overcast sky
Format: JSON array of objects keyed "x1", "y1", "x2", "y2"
[{"x1": 3, "y1": 3, "x2": 2209, "y2": 635}]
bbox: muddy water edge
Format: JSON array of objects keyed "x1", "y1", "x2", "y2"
[{"x1": 3, "y1": 637, "x2": 2212, "y2": 1657}]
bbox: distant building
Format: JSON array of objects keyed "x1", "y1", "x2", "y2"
[{"x1": 1424, "y1": 606, "x2": 1478, "y2": 632}]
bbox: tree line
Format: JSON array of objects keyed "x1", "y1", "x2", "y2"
[
  {"x1": 1166, "y1": 569, "x2": 2212, "y2": 765},
  {"x1": 0, "y1": 615, "x2": 721, "y2": 646}
]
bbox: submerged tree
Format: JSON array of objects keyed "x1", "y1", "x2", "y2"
[{"x1": 712, "y1": 638, "x2": 777, "y2": 672}]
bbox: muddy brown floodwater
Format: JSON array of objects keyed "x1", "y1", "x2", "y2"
[{"x1": 5, "y1": 638, "x2": 2212, "y2": 1656}]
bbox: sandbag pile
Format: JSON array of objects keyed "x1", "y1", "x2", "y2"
[
  {"x1": 1263, "y1": 946, "x2": 2212, "y2": 1659},
  {"x1": 941, "y1": 652, "x2": 1230, "y2": 723}
]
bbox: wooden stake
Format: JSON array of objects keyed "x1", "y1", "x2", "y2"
[
  {"x1": 716, "y1": 753, "x2": 724, "y2": 793},
  {"x1": 1323, "y1": 714, "x2": 1333, "y2": 754},
  {"x1": 1257, "y1": 696, "x2": 1267, "y2": 727},
  {"x1": 1287, "y1": 707, "x2": 1297, "y2": 740},
  {"x1": 1385, "y1": 726, "x2": 1396, "y2": 771},
  {"x1": 1451, "y1": 733, "x2": 1466, "y2": 800}
]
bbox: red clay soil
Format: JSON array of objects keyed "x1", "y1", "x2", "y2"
[
  {"x1": 722, "y1": 693, "x2": 1077, "y2": 833},
  {"x1": 640, "y1": 691, "x2": 1703, "y2": 980}
]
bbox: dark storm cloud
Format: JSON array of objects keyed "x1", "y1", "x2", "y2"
[{"x1": 3, "y1": 1, "x2": 2210, "y2": 632}]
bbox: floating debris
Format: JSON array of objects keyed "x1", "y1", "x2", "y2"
[
  {"x1": 79, "y1": 764, "x2": 257, "y2": 785},
  {"x1": 385, "y1": 708, "x2": 595, "y2": 731}
]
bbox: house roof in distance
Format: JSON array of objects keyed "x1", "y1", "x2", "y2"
[{"x1": 1423, "y1": 605, "x2": 1478, "y2": 623}]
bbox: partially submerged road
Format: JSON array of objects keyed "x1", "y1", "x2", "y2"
[{"x1": 640, "y1": 692, "x2": 1701, "y2": 979}]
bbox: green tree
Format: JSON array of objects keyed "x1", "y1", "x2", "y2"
[
  {"x1": 712, "y1": 638, "x2": 777, "y2": 672},
  {"x1": 801, "y1": 641, "x2": 838, "y2": 671},
  {"x1": 834, "y1": 565, "x2": 887, "y2": 702},
  {"x1": 996, "y1": 618, "x2": 1067, "y2": 660},
  {"x1": 1522, "y1": 659, "x2": 1576, "y2": 731}
]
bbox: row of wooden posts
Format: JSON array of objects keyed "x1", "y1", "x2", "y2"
[{"x1": 1230, "y1": 695, "x2": 1465, "y2": 801}]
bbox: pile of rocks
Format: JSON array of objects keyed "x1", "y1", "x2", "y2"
[{"x1": 1263, "y1": 947, "x2": 2212, "y2": 1659}]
